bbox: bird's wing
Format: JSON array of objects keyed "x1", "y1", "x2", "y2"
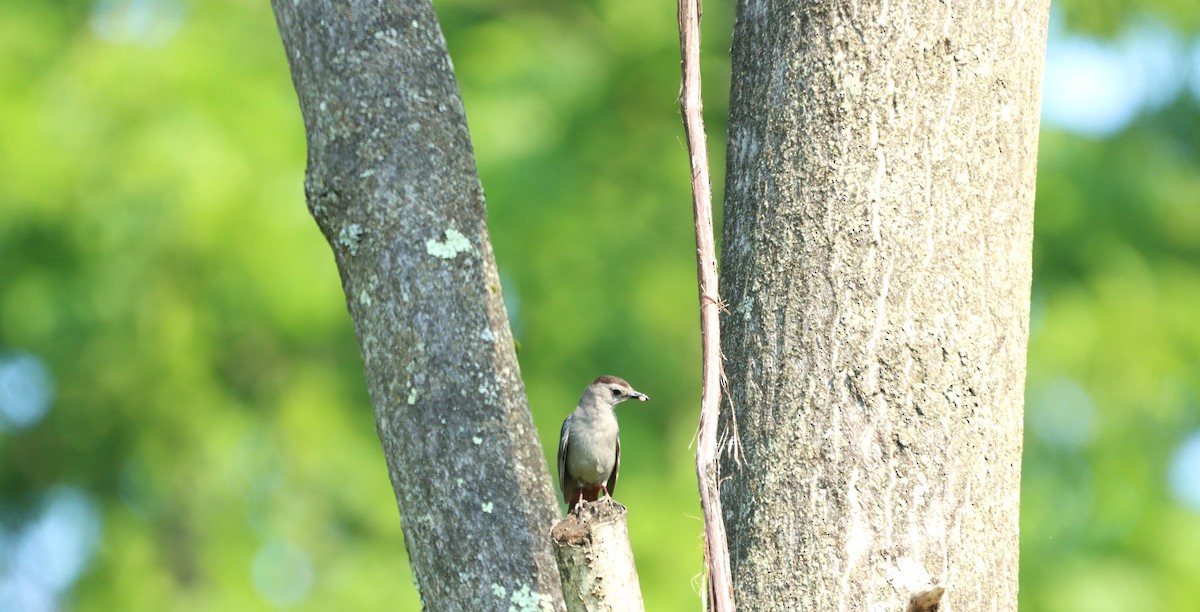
[
  {"x1": 557, "y1": 415, "x2": 573, "y2": 505},
  {"x1": 608, "y1": 435, "x2": 620, "y2": 497}
]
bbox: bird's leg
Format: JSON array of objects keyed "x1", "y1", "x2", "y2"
[{"x1": 573, "y1": 492, "x2": 585, "y2": 514}]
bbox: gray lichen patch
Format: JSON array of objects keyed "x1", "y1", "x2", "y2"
[
  {"x1": 491, "y1": 582, "x2": 555, "y2": 612},
  {"x1": 507, "y1": 584, "x2": 555, "y2": 612},
  {"x1": 338, "y1": 223, "x2": 365, "y2": 255},
  {"x1": 737, "y1": 294, "x2": 754, "y2": 321},
  {"x1": 425, "y1": 227, "x2": 473, "y2": 259}
]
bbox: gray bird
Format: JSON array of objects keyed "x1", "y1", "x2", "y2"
[{"x1": 557, "y1": 375, "x2": 649, "y2": 513}]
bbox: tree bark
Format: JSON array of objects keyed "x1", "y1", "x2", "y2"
[
  {"x1": 718, "y1": 1, "x2": 1049, "y2": 610},
  {"x1": 270, "y1": 2, "x2": 564, "y2": 610}
]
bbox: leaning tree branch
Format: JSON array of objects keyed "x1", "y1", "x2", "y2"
[
  {"x1": 269, "y1": 1, "x2": 565, "y2": 609},
  {"x1": 676, "y1": 0, "x2": 735, "y2": 609}
]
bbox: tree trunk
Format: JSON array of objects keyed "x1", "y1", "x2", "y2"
[
  {"x1": 718, "y1": 1, "x2": 1049, "y2": 609},
  {"x1": 270, "y1": 2, "x2": 565, "y2": 610}
]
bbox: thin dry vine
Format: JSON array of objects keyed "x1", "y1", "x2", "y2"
[{"x1": 676, "y1": 0, "x2": 735, "y2": 608}]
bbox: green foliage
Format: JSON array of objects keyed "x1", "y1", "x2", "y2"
[
  {"x1": 1022, "y1": 102, "x2": 1200, "y2": 609},
  {"x1": 0, "y1": 0, "x2": 1197, "y2": 609}
]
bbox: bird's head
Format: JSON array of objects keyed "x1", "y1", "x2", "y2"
[{"x1": 586, "y1": 375, "x2": 649, "y2": 408}]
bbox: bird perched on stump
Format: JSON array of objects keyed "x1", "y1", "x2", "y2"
[{"x1": 557, "y1": 375, "x2": 649, "y2": 513}]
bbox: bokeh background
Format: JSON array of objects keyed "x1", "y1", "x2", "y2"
[{"x1": 1, "y1": 0, "x2": 1198, "y2": 609}]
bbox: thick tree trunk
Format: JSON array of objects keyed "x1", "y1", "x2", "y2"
[
  {"x1": 270, "y1": 2, "x2": 565, "y2": 610},
  {"x1": 718, "y1": 1, "x2": 1049, "y2": 610}
]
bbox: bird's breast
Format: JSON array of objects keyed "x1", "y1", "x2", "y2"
[{"x1": 566, "y1": 426, "x2": 618, "y2": 485}]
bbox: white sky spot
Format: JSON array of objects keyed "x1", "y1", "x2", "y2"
[
  {"x1": 14, "y1": 487, "x2": 102, "y2": 593},
  {"x1": 1168, "y1": 431, "x2": 1200, "y2": 510},
  {"x1": 1028, "y1": 377, "x2": 1094, "y2": 448},
  {"x1": 1042, "y1": 17, "x2": 1187, "y2": 136},
  {"x1": 499, "y1": 270, "x2": 522, "y2": 337},
  {"x1": 252, "y1": 539, "x2": 313, "y2": 607},
  {"x1": 1042, "y1": 38, "x2": 1140, "y2": 135},
  {"x1": 1190, "y1": 40, "x2": 1200, "y2": 102},
  {"x1": 0, "y1": 353, "x2": 53, "y2": 431},
  {"x1": 90, "y1": 0, "x2": 184, "y2": 46},
  {"x1": 0, "y1": 486, "x2": 102, "y2": 610},
  {"x1": 481, "y1": 502, "x2": 493, "y2": 513}
]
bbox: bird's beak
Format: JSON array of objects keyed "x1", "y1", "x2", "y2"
[{"x1": 630, "y1": 391, "x2": 649, "y2": 402}]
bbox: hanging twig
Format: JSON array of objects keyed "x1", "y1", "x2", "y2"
[{"x1": 676, "y1": 0, "x2": 735, "y2": 609}]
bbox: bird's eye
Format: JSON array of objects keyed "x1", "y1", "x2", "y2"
[{"x1": 611, "y1": 388, "x2": 622, "y2": 397}]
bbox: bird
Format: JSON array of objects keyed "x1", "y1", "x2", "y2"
[{"x1": 557, "y1": 375, "x2": 649, "y2": 513}]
